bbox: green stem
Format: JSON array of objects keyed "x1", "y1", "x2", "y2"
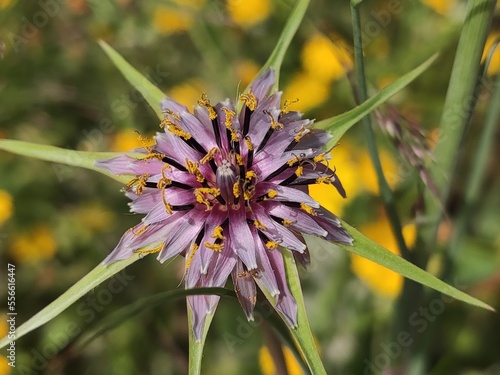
[
  {"x1": 349, "y1": 2, "x2": 411, "y2": 261},
  {"x1": 281, "y1": 249, "x2": 327, "y2": 375},
  {"x1": 420, "y1": 0, "x2": 495, "y2": 253}
]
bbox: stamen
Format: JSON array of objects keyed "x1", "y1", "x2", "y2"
[
  {"x1": 126, "y1": 173, "x2": 150, "y2": 195},
  {"x1": 194, "y1": 188, "x2": 220, "y2": 210},
  {"x1": 200, "y1": 147, "x2": 218, "y2": 165},
  {"x1": 205, "y1": 240, "x2": 224, "y2": 252},
  {"x1": 134, "y1": 242, "x2": 164, "y2": 256},
  {"x1": 245, "y1": 170, "x2": 257, "y2": 180},
  {"x1": 186, "y1": 160, "x2": 205, "y2": 183},
  {"x1": 185, "y1": 243, "x2": 199, "y2": 270},
  {"x1": 162, "y1": 156, "x2": 188, "y2": 172},
  {"x1": 253, "y1": 220, "x2": 267, "y2": 231},
  {"x1": 239, "y1": 91, "x2": 257, "y2": 136},
  {"x1": 245, "y1": 136, "x2": 255, "y2": 168},
  {"x1": 233, "y1": 181, "x2": 241, "y2": 198},
  {"x1": 132, "y1": 225, "x2": 149, "y2": 236},
  {"x1": 198, "y1": 93, "x2": 217, "y2": 120},
  {"x1": 266, "y1": 240, "x2": 280, "y2": 250},
  {"x1": 267, "y1": 190, "x2": 278, "y2": 198},
  {"x1": 300, "y1": 202, "x2": 317, "y2": 216},
  {"x1": 211, "y1": 226, "x2": 225, "y2": 240},
  {"x1": 281, "y1": 98, "x2": 299, "y2": 115}
]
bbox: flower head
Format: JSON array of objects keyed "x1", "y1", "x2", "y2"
[{"x1": 97, "y1": 69, "x2": 352, "y2": 339}]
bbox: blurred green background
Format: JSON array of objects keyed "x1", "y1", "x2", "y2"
[{"x1": 0, "y1": 0, "x2": 499, "y2": 374}]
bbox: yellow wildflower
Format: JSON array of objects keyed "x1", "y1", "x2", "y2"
[
  {"x1": 351, "y1": 215, "x2": 417, "y2": 298},
  {"x1": 110, "y1": 130, "x2": 155, "y2": 152},
  {"x1": 9, "y1": 225, "x2": 57, "y2": 264},
  {"x1": 308, "y1": 141, "x2": 400, "y2": 215},
  {"x1": 259, "y1": 345, "x2": 304, "y2": 375},
  {"x1": 153, "y1": 7, "x2": 194, "y2": 34},
  {"x1": 420, "y1": 0, "x2": 457, "y2": 15},
  {"x1": 301, "y1": 33, "x2": 353, "y2": 82},
  {"x1": 0, "y1": 0, "x2": 13, "y2": 10},
  {"x1": 227, "y1": 0, "x2": 272, "y2": 28},
  {"x1": 235, "y1": 60, "x2": 260, "y2": 89},
  {"x1": 482, "y1": 31, "x2": 500, "y2": 76},
  {"x1": 283, "y1": 72, "x2": 330, "y2": 112},
  {"x1": 0, "y1": 190, "x2": 13, "y2": 226},
  {"x1": 168, "y1": 80, "x2": 205, "y2": 109}
]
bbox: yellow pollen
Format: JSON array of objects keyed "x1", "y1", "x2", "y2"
[
  {"x1": 253, "y1": 220, "x2": 267, "y2": 230},
  {"x1": 237, "y1": 271, "x2": 249, "y2": 278},
  {"x1": 185, "y1": 243, "x2": 199, "y2": 270},
  {"x1": 267, "y1": 189, "x2": 278, "y2": 198},
  {"x1": 198, "y1": 93, "x2": 217, "y2": 119},
  {"x1": 135, "y1": 243, "x2": 163, "y2": 255},
  {"x1": 212, "y1": 226, "x2": 225, "y2": 240},
  {"x1": 205, "y1": 241, "x2": 224, "y2": 252},
  {"x1": 126, "y1": 173, "x2": 150, "y2": 195},
  {"x1": 265, "y1": 111, "x2": 284, "y2": 130},
  {"x1": 186, "y1": 160, "x2": 205, "y2": 182},
  {"x1": 244, "y1": 137, "x2": 254, "y2": 150},
  {"x1": 244, "y1": 187, "x2": 255, "y2": 201},
  {"x1": 313, "y1": 153, "x2": 327, "y2": 163},
  {"x1": 239, "y1": 90, "x2": 258, "y2": 111},
  {"x1": 222, "y1": 107, "x2": 236, "y2": 128},
  {"x1": 245, "y1": 170, "x2": 257, "y2": 180},
  {"x1": 194, "y1": 188, "x2": 220, "y2": 210},
  {"x1": 300, "y1": 202, "x2": 317, "y2": 215},
  {"x1": 132, "y1": 225, "x2": 149, "y2": 236},
  {"x1": 143, "y1": 152, "x2": 165, "y2": 161},
  {"x1": 282, "y1": 219, "x2": 295, "y2": 227},
  {"x1": 163, "y1": 109, "x2": 181, "y2": 121},
  {"x1": 287, "y1": 156, "x2": 299, "y2": 166},
  {"x1": 166, "y1": 122, "x2": 192, "y2": 140},
  {"x1": 233, "y1": 181, "x2": 241, "y2": 198},
  {"x1": 157, "y1": 177, "x2": 172, "y2": 189},
  {"x1": 282, "y1": 98, "x2": 299, "y2": 114},
  {"x1": 266, "y1": 241, "x2": 279, "y2": 250},
  {"x1": 235, "y1": 153, "x2": 244, "y2": 166},
  {"x1": 295, "y1": 165, "x2": 304, "y2": 177},
  {"x1": 200, "y1": 147, "x2": 218, "y2": 164},
  {"x1": 294, "y1": 126, "x2": 307, "y2": 142},
  {"x1": 316, "y1": 176, "x2": 331, "y2": 184}
]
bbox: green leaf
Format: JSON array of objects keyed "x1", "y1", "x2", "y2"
[
  {"x1": 255, "y1": 0, "x2": 310, "y2": 91},
  {"x1": 0, "y1": 255, "x2": 141, "y2": 349},
  {"x1": 281, "y1": 249, "x2": 328, "y2": 375},
  {"x1": 314, "y1": 53, "x2": 438, "y2": 146},
  {"x1": 99, "y1": 40, "x2": 165, "y2": 120},
  {"x1": 0, "y1": 139, "x2": 132, "y2": 183},
  {"x1": 312, "y1": 221, "x2": 494, "y2": 311}
]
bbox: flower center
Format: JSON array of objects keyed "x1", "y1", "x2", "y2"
[{"x1": 216, "y1": 159, "x2": 238, "y2": 203}]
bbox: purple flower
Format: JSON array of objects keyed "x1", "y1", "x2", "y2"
[{"x1": 96, "y1": 69, "x2": 352, "y2": 339}]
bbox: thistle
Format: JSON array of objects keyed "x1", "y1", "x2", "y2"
[{"x1": 96, "y1": 69, "x2": 352, "y2": 339}]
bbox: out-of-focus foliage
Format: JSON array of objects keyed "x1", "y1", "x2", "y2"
[{"x1": 0, "y1": 0, "x2": 499, "y2": 374}]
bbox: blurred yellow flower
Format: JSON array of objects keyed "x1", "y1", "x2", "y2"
[
  {"x1": 259, "y1": 345, "x2": 304, "y2": 375},
  {"x1": 0, "y1": 190, "x2": 13, "y2": 226},
  {"x1": 74, "y1": 204, "x2": 115, "y2": 233},
  {"x1": 171, "y1": 0, "x2": 205, "y2": 9},
  {"x1": 309, "y1": 142, "x2": 400, "y2": 216},
  {"x1": 227, "y1": 0, "x2": 272, "y2": 28},
  {"x1": 110, "y1": 130, "x2": 155, "y2": 152},
  {"x1": 301, "y1": 34, "x2": 353, "y2": 82},
  {"x1": 351, "y1": 215, "x2": 417, "y2": 298},
  {"x1": 168, "y1": 80, "x2": 205, "y2": 109},
  {"x1": 0, "y1": 355, "x2": 10, "y2": 375},
  {"x1": 482, "y1": 31, "x2": 500, "y2": 76},
  {"x1": 235, "y1": 60, "x2": 261, "y2": 89},
  {"x1": 153, "y1": 7, "x2": 194, "y2": 34},
  {"x1": 9, "y1": 225, "x2": 57, "y2": 264},
  {"x1": 283, "y1": 72, "x2": 330, "y2": 112},
  {"x1": 0, "y1": 0, "x2": 13, "y2": 10},
  {"x1": 420, "y1": 0, "x2": 456, "y2": 15}
]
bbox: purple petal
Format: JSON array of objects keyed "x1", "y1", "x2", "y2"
[
  {"x1": 250, "y1": 69, "x2": 275, "y2": 102},
  {"x1": 228, "y1": 206, "x2": 257, "y2": 269},
  {"x1": 232, "y1": 260, "x2": 257, "y2": 321}
]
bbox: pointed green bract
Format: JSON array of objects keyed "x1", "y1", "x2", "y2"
[
  {"x1": 0, "y1": 255, "x2": 141, "y2": 349},
  {"x1": 314, "y1": 54, "x2": 438, "y2": 146},
  {"x1": 0, "y1": 139, "x2": 135, "y2": 184},
  {"x1": 99, "y1": 40, "x2": 166, "y2": 120},
  {"x1": 306, "y1": 222, "x2": 494, "y2": 312}
]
